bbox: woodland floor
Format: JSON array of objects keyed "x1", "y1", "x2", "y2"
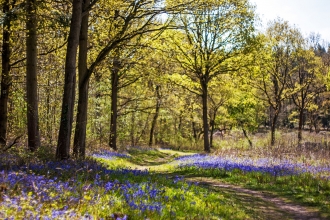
[
  {"x1": 128, "y1": 149, "x2": 329, "y2": 220},
  {"x1": 186, "y1": 177, "x2": 326, "y2": 220}
]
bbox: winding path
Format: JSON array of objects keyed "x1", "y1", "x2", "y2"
[
  {"x1": 187, "y1": 177, "x2": 328, "y2": 220},
  {"x1": 131, "y1": 149, "x2": 329, "y2": 219}
]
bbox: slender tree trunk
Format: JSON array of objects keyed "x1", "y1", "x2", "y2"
[
  {"x1": 270, "y1": 111, "x2": 279, "y2": 146},
  {"x1": 209, "y1": 123, "x2": 214, "y2": 149},
  {"x1": 158, "y1": 118, "x2": 165, "y2": 145},
  {"x1": 178, "y1": 114, "x2": 182, "y2": 133},
  {"x1": 0, "y1": 0, "x2": 11, "y2": 146},
  {"x1": 73, "y1": 0, "x2": 90, "y2": 158},
  {"x1": 201, "y1": 79, "x2": 210, "y2": 152},
  {"x1": 149, "y1": 85, "x2": 161, "y2": 146},
  {"x1": 46, "y1": 79, "x2": 52, "y2": 145},
  {"x1": 26, "y1": 0, "x2": 40, "y2": 151},
  {"x1": 56, "y1": 0, "x2": 83, "y2": 160},
  {"x1": 298, "y1": 107, "x2": 304, "y2": 145},
  {"x1": 192, "y1": 121, "x2": 198, "y2": 141},
  {"x1": 130, "y1": 110, "x2": 136, "y2": 146},
  {"x1": 109, "y1": 54, "x2": 120, "y2": 151},
  {"x1": 242, "y1": 128, "x2": 253, "y2": 148},
  {"x1": 94, "y1": 73, "x2": 102, "y2": 145},
  {"x1": 209, "y1": 117, "x2": 215, "y2": 148}
]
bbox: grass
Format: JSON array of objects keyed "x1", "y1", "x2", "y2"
[
  {"x1": 1, "y1": 130, "x2": 330, "y2": 219},
  {"x1": 172, "y1": 149, "x2": 330, "y2": 218},
  {"x1": 175, "y1": 161, "x2": 330, "y2": 216}
]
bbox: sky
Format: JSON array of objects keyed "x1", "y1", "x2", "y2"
[{"x1": 251, "y1": 0, "x2": 330, "y2": 42}]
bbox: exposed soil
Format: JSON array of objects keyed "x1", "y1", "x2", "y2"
[{"x1": 187, "y1": 177, "x2": 329, "y2": 220}]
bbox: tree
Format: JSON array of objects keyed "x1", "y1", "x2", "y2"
[
  {"x1": 73, "y1": 0, "x2": 175, "y2": 155},
  {"x1": 251, "y1": 20, "x2": 304, "y2": 146},
  {"x1": 109, "y1": 48, "x2": 121, "y2": 151},
  {"x1": 26, "y1": 0, "x2": 40, "y2": 151},
  {"x1": 227, "y1": 82, "x2": 263, "y2": 148},
  {"x1": 56, "y1": 0, "x2": 83, "y2": 160},
  {"x1": 0, "y1": 0, "x2": 13, "y2": 146},
  {"x1": 73, "y1": 0, "x2": 90, "y2": 158},
  {"x1": 168, "y1": 0, "x2": 255, "y2": 152},
  {"x1": 148, "y1": 84, "x2": 161, "y2": 146},
  {"x1": 108, "y1": 44, "x2": 154, "y2": 150},
  {"x1": 208, "y1": 78, "x2": 231, "y2": 148},
  {"x1": 287, "y1": 47, "x2": 324, "y2": 143}
]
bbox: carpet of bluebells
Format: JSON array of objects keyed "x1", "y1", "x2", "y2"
[
  {"x1": 176, "y1": 154, "x2": 330, "y2": 179},
  {"x1": 0, "y1": 150, "x2": 250, "y2": 219}
]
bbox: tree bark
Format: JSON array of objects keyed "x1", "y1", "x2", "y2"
[
  {"x1": 242, "y1": 128, "x2": 253, "y2": 148},
  {"x1": 298, "y1": 106, "x2": 304, "y2": 145},
  {"x1": 192, "y1": 121, "x2": 198, "y2": 142},
  {"x1": 73, "y1": 0, "x2": 90, "y2": 158},
  {"x1": 26, "y1": 0, "x2": 40, "y2": 151},
  {"x1": 149, "y1": 85, "x2": 161, "y2": 146},
  {"x1": 94, "y1": 73, "x2": 102, "y2": 145},
  {"x1": 0, "y1": 0, "x2": 11, "y2": 146},
  {"x1": 46, "y1": 78, "x2": 53, "y2": 145},
  {"x1": 201, "y1": 78, "x2": 210, "y2": 152},
  {"x1": 130, "y1": 110, "x2": 136, "y2": 146},
  {"x1": 270, "y1": 110, "x2": 279, "y2": 146},
  {"x1": 209, "y1": 118, "x2": 215, "y2": 149},
  {"x1": 56, "y1": 0, "x2": 83, "y2": 160},
  {"x1": 109, "y1": 53, "x2": 120, "y2": 151}
]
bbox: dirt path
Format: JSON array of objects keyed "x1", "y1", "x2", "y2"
[
  {"x1": 187, "y1": 177, "x2": 329, "y2": 220},
  {"x1": 130, "y1": 149, "x2": 329, "y2": 219}
]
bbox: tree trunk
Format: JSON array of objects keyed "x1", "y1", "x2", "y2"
[
  {"x1": 209, "y1": 118, "x2": 215, "y2": 149},
  {"x1": 298, "y1": 107, "x2": 304, "y2": 145},
  {"x1": 94, "y1": 73, "x2": 102, "y2": 145},
  {"x1": 109, "y1": 54, "x2": 120, "y2": 151},
  {"x1": 242, "y1": 128, "x2": 253, "y2": 148},
  {"x1": 270, "y1": 111, "x2": 279, "y2": 146},
  {"x1": 192, "y1": 121, "x2": 198, "y2": 142},
  {"x1": 56, "y1": 0, "x2": 83, "y2": 160},
  {"x1": 0, "y1": 0, "x2": 11, "y2": 147},
  {"x1": 73, "y1": 0, "x2": 90, "y2": 158},
  {"x1": 201, "y1": 79, "x2": 210, "y2": 152},
  {"x1": 130, "y1": 110, "x2": 136, "y2": 146},
  {"x1": 26, "y1": 0, "x2": 40, "y2": 151},
  {"x1": 149, "y1": 85, "x2": 161, "y2": 146}
]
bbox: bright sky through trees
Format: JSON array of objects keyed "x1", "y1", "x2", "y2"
[{"x1": 251, "y1": 0, "x2": 330, "y2": 42}]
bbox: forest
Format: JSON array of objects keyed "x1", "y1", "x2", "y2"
[{"x1": 1, "y1": 0, "x2": 330, "y2": 219}]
